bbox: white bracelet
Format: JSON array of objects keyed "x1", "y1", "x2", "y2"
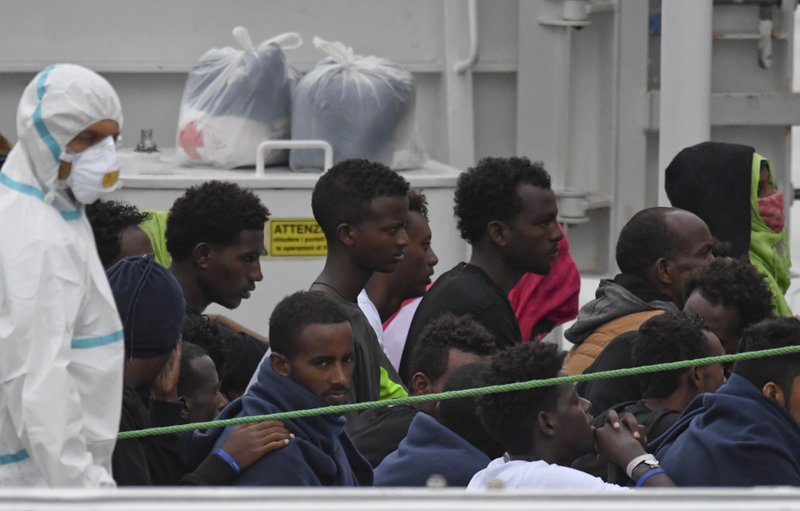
[{"x1": 625, "y1": 454, "x2": 657, "y2": 479}]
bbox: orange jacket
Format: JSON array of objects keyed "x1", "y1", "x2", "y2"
[{"x1": 562, "y1": 310, "x2": 665, "y2": 375}]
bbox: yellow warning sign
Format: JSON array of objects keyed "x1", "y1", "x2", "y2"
[{"x1": 268, "y1": 218, "x2": 328, "y2": 257}]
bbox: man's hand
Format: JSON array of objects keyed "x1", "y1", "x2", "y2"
[
  {"x1": 593, "y1": 410, "x2": 647, "y2": 469},
  {"x1": 151, "y1": 339, "x2": 183, "y2": 403},
  {"x1": 595, "y1": 410, "x2": 675, "y2": 487},
  {"x1": 221, "y1": 421, "x2": 292, "y2": 471}
]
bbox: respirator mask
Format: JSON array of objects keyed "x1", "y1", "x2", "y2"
[{"x1": 60, "y1": 136, "x2": 121, "y2": 204}]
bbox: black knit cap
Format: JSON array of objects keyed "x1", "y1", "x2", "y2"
[{"x1": 107, "y1": 255, "x2": 185, "y2": 358}]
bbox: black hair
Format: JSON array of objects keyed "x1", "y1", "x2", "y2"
[
  {"x1": 311, "y1": 159, "x2": 409, "y2": 239},
  {"x1": 86, "y1": 200, "x2": 149, "y2": 268},
  {"x1": 408, "y1": 189, "x2": 429, "y2": 221},
  {"x1": 166, "y1": 181, "x2": 269, "y2": 262},
  {"x1": 409, "y1": 313, "x2": 497, "y2": 384},
  {"x1": 178, "y1": 342, "x2": 212, "y2": 396},
  {"x1": 454, "y1": 157, "x2": 551, "y2": 244},
  {"x1": 269, "y1": 291, "x2": 350, "y2": 359},
  {"x1": 683, "y1": 257, "x2": 774, "y2": 332},
  {"x1": 181, "y1": 314, "x2": 229, "y2": 383},
  {"x1": 711, "y1": 237, "x2": 732, "y2": 258},
  {"x1": 478, "y1": 342, "x2": 564, "y2": 455},
  {"x1": 734, "y1": 317, "x2": 800, "y2": 399},
  {"x1": 438, "y1": 363, "x2": 505, "y2": 459},
  {"x1": 632, "y1": 312, "x2": 710, "y2": 399},
  {"x1": 615, "y1": 207, "x2": 682, "y2": 278}
]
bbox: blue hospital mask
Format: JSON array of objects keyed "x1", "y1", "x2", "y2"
[{"x1": 61, "y1": 136, "x2": 121, "y2": 204}]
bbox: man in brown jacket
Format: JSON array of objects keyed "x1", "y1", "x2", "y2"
[{"x1": 562, "y1": 207, "x2": 714, "y2": 375}]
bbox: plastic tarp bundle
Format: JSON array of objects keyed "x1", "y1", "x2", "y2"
[
  {"x1": 176, "y1": 28, "x2": 300, "y2": 169},
  {"x1": 290, "y1": 37, "x2": 426, "y2": 172}
]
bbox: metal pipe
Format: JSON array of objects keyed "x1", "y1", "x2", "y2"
[
  {"x1": 453, "y1": 0, "x2": 478, "y2": 74},
  {"x1": 657, "y1": 0, "x2": 713, "y2": 206},
  {"x1": 560, "y1": 26, "x2": 575, "y2": 190}
]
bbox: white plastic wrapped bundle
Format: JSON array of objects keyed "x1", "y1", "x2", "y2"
[
  {"x1": 290, "y1": 37, "x2": 426, "y2": 172},
  {"x1": 176, "y1": 27, "x2": 301, "y2": 169}
]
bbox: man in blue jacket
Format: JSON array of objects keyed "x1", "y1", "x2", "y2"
[
  {"x1": 185, "y1": 291, "x2": 373, "y2": 486},
  {"x1": 653, "y1": 317, "x2": 800, "y2": 486}
]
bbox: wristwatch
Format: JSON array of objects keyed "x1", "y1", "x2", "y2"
[
  {"x1": 630, "y1": 457, "x2": 662, "y2": 482},
  {"x1": 625, "y1": 453, "x2": 660, "y2": 479}
]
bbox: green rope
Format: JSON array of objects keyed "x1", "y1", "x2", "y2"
[{"x1": 118, "y1": 344, "x2": 800, "y2": 440}]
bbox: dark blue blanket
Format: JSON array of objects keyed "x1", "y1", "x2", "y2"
[
  {"x1": 652, "y1": 373, "x2": 800, "y2": 486},
  {"x1": 374, "y1": 412, "x2": 489, "y2": 487},
  {"x1": 184, "y1": 362, "x2": 373, "y2": 487}
]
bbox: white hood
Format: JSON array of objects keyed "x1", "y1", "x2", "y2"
[
  {"x1": 0, "y1": 64, "x2": 125, "y2": 487},
  {"x1": 2, "y1": 64, "x2": 122, "y2": 210}
]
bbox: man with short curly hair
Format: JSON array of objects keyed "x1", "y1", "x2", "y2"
[
  {"x1": 375, "y1": 363, "x2": 504, "y2": 487},
  {"x1": 86, "y1": 200, "x2": 153, "y2": 268},
  {"x1": 594, "y1": 313, "x2": 725, "y2": 439},
  {"x1": 166, "y1": 180, "x2": 270, "y2": 400},
  {"x1": 683, "y1": 257, "x2": 775, "y2": 354},
  {"x1": 359, "y1": 188, "x2": 439, "y2": 369},
  {"x1": 399, "y1": 157, "x2": 562, "y2": 385},
  {"x1": 349, "y1": 313, "x2": 497, "y2": 467},
  {"x1": 310, "y1": 159, "x2": 410, "y2": 404},
  {"x1": 185, "y1": 291, "x2": 372, "y2": 487},
  {"x1": 167, "y1": 180, "x2": 269, "y2": 313},
  {"x1": 469, "y1": 343, "x2": 675, "y2": 489}
]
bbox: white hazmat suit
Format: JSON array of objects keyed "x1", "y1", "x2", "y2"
[{"x1": 0, "y1": 64, "x2": 124, "y2": 487}]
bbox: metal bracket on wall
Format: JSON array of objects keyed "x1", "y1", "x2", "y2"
[{"x1": 713, "y1": 0, "x2": 783, "y2": 69}]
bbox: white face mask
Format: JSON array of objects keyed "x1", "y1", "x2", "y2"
[{"x1": 61, "y1": 136, "x2": 122, "y2": 204}]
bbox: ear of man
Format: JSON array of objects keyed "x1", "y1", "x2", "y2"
[
  {"x1": 762, "y1": 381, "x2": 786, "y2": 408},
  {"x1": 336, "y1": 223, "x2": 356, "y2": 247},
  {"x1": 654, "y1": 257, "x2": 674, "y2": 288},
  {"x1": 192, "y1": 242, "x2": 212, "y2": 269},
  {"x1": 486, "y1": 220, "x2": 510, "y2": 247},
  {"x1": 411, "y1": 372, "x2": 431, "y2": 395},
  {"x1": 270, "y1": 352, "x2": 290, "y2": 377},
  {"x1": 689, "y1": 367, "x2": 703, "y2": 389},
  {"x1": 537, "y1": 410, "x2": 557, "y2": 438},
  {"x1": 178, "y1": 396, "x2": 190, "y2": 421}
]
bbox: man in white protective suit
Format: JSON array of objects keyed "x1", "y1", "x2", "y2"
[{"x1": 0, "y1": 64, "x2": 125, "y2": 487}]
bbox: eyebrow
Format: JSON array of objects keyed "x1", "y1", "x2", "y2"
[
  {"x1": 309, "y1": 355, "x2": 336, "y2": 364},
  {"x1": 79, "y1": 129, "x2": 120, "y2": 140},
  {"x1": 696, "y1": 242, "x2": 713, "y2": 254},
  {"x1": 534, "y1": 211, "x2": 558, "y2": 223}
]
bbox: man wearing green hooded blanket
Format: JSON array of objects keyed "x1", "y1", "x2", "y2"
[{"x1": 666, "y1": 141, "x2": 791, "y2": 317}]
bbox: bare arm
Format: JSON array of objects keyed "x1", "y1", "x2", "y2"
[
  {"x1": 151, "y1": 339, "x2": 183, "y2": 403},
  {"x1": 206, "y1": 314, "x2": 268, "y2": 345}
]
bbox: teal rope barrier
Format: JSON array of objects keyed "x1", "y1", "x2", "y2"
[{"x1": 118, "y1": 344, "x2": 800, "y2": 440}]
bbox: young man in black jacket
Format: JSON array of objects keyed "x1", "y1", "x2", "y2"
[
  {"x1": 166, "y1": 181, "x2": 271, "y2": 401},
  {"x1": 401, "y1": 157, "x2": 563, "y2": 384}
]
